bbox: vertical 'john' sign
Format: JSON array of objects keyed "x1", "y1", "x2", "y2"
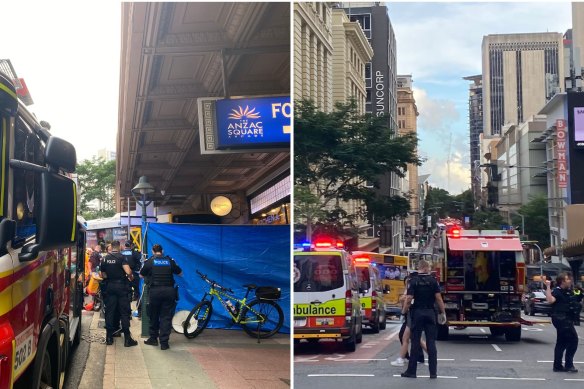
[{"x1": 215, "y1": 96, "x2": 291, "y2": 149}]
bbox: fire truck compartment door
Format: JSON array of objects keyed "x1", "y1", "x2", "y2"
[{"x1": 447, "y1": 238, "x2": 522, "y2": 251}]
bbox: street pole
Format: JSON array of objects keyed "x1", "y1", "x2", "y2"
[
  {"x1": 532, "y1": 242, "x2": 544, "y2": 289},
  {"x1": 131, "y1": 176, "x2": 154, "y2": 338}
]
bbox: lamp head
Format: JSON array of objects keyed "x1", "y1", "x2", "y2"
[{"x1": 132, "y1": 176, "x2": 155, "y2": 196}]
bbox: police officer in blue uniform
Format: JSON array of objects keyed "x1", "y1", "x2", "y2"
[
  {"x1": 121, "y1": 241, "x2": 143, "y2": 302},
  {"x1": 99, "y1": 240, "x2": 138, "y2": 347},
  {"x1": 401, "y1": 260, "x2": 446, "y2": 379},
  {"x1": 140, "y1": 244, "x2": 183, "y2": 350},
  {"x1": 546, "y1": 274, "x2": 579, "y2": 373}
]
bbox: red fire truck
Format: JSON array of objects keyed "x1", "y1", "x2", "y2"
[
  {"x1": 0, "y1": 70, "x2": 84, "y2": 388},
  {"x1": 435, "y1": 226, "x2": 541, "y2": 342}
]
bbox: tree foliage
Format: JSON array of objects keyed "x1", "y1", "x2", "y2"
[
  {"x1": 76, "y1": 157, "x2": 116, "y2": 220},
  {"x1": 512, "y1": 194, "x2": 550, "y2": 247},
  {"x1": 294, "y1": 99, "x2": 421, "y2": 228}
]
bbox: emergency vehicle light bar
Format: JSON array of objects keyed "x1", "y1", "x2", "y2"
[{"x1": 353, "y1": 256, "x2": 370, "y2": 263}]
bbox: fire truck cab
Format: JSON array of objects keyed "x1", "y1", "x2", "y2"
[
  {"x1": 0, "y1": 72, "x2": 84, "y2": 388},
  {"x1": 293, "y1": 239, "x2": 363, "y2": 352},
  {"x1": 436, "y1": 226, "x2": 531, "y2": 342}
]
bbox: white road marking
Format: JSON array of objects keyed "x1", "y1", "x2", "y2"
[
  {"x1": 539, "y1": 323, "x2": 546, "y2": 327},
  {"x1": 537, "y1": 360, "x2": 584, "y2": 364},
  {"x1": 491, "y1": 344, "x2": 502, "y2": 352},
  {"x1": 385, "y1": 329, "x2": 401, "y2": 341},
  {"x1": 295, "y1": 355, "x2": 321, "y2": 362},
  {"x1": 393, "y1": 374, "x2": 458, "y2": 379},
  {"x1": 480, "y1": 328, "x2": 486, "y2": 333},
  {"x1": 323, "y1": 354, "x2": 345, "y2": 361},
  {"x1": 470, "y1": 359, "x2": 522, "y2": 362},
  {"x1": 476, "y1": 377, "x2": 546, "y2": 381},
  {"x1": 564, "y1": 379, "x2": 584, "y2": 381},
  {"x1": 309, "y1": 374, "x2": 374, "y2": 377},
  {"x1": 438, "y1": 359, "x2": 455, "y2": 361},
  {"x1": 336, "y1": 358, "x2": 388, "y2": 362},
  {"x1": 522, "y1": 327, "x2": 543, "y2": 331}
]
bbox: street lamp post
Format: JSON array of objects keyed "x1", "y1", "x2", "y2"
[
  {"x1": 510, "y1": 211, "x2": 525, "y2": 239},
  {"x1": 523, "y1": 241, "x2": 544, "y2": 288},
  {"x1": 131, "y1": 176, "x2": 155, "y2": 337}
]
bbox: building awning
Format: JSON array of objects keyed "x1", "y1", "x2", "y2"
[{"x1": 448, "y1": 237, "x2": 523, "y2": 251}]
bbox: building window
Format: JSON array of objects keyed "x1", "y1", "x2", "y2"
[{"x1": 349, "y1": 14, "x2": 371, "y2": 39}]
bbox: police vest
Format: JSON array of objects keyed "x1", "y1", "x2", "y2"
[
  {"x1": 150, "y1": 256, "x2": 174, "y2": 287},
  {"x1": 102, "y1": 253, "x2": 127, "y2": 281},
  {"x1": 121, "y1": 249, "x2": 141, "y2": 271},
  {"x1": 410, "y1": 274, "x2": 436, "y2": 309},
  {"x1": 552, "y1": 287, "x2": 570, "y2": 315}
]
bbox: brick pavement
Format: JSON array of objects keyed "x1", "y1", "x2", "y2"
[{"x1": 101, "y1": 311, "x2": 290, "y2": 389}]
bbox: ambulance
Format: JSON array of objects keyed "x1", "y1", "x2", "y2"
[
  {"x1": 293, "y1": 239, "x2": 363, "y2": 351},
  {"x1": 351, "y1": 252, "x2": 387, "y2": 332}
]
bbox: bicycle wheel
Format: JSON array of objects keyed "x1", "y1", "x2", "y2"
[
  {"x1": 240, "y1": 299, "x2": 284, "y2": 339},
  {"x1": 183, "y1": 301, "x2": 213, "y2": 339}
]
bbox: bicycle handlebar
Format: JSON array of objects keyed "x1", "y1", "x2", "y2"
[{"x1": 196, "y1": 270, "x2": 234, "y2": 293}]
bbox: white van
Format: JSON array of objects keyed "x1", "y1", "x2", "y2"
[{"x1": 293, "y1": 247, "x2": 363, "y2": 351}]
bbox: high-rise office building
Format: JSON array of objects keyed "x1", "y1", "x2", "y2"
[
  {"x1": 482, "y1": 33, "x2": 565, "y2": 137},
  {"x1": 464, "y1": 75, "x2": 483, "y2": 208},
  {"x1": 397, "y1": 75, "x2": 420, "y2": 234},
  {"x1": 342, "y1": 2, "x2": 400, "y2": 251}
]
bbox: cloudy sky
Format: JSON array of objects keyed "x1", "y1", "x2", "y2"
[
  {"x1": 1, "y1": 1, "x2": 574, "y2": 193},
  {"x1": 2, "y1": 2, "x2": 120, "y2": 162},
  {"x1": 388, "y1": 2, "x2": 572, "y2": 194}
]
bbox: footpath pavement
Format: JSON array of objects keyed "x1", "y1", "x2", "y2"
[{"x1": 79, "y1": 304, "x2": 290, "y2": 389}]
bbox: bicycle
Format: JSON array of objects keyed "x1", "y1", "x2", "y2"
[{"x1": 183, "y1": 270, "x2": 284, "y2": 342}]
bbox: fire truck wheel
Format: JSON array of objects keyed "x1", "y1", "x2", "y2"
[
  {"x1": 505, "y1": 326, "x2": 522, "y2": 342},
  {"x1": 489, "y1": 327, "x2": 505, "y2": 337},
  {"x1": 356, "y1": 320, "x2": 363, "y2": 343}
]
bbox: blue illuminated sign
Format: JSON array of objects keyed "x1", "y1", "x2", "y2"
[{"x1": 215, "y1": 96, "x2": 291, "y2": 149}]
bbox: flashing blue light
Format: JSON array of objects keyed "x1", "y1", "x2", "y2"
[{"x1": 302, "y1": 242, "x2": 311, "y2": 247}]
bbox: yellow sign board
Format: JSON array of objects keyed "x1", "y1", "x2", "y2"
[{"x1": 293, "y1": 298, "x2": 345, "y2": 317}]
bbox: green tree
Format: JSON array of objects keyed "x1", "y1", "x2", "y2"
[
  {"x1": 512, "y1": 194, "x2": 550, "y2": 248},
  {"x1": 423, "y1": 187, "x2": 454, "y2": 220},
  {"x1": 76, "y1": 157, "x2": 116, "y2": 220},
  {"x1": 470, "y1": 209, "x2": 504, "y2": 230},
  {"x1": 294, "y1": 99, "x2": 421, "y2": 229}
]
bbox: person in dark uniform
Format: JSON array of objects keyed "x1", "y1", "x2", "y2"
[
  {"x1": 546, "y1": 274, "x2": 579, "y2": 372},
  {"x1": 570, "y1": 286, "x2": 583, "y2": 326},
  {"x1": 401, "y1": 260, "x2": 446, "y2": 379},
  {"x1": 99, "y1": 240, "x2": 138, "y2": 347},
  {"x1": 140, "y1": 244, "x2": 183, "y2": 350},
  {"x1": 121, "y1": 241, "x2": 143, "y2": 302}
]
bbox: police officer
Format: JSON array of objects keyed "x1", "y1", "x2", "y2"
[
  {"x1": 401, "y1": 260, "x2": 446, "y2": 379},
  {"x1": 545, "y1": 273, "x2": 578, "y2": 373},
  {"x1": 99, "y1": 240, "x2": 138, "y2": 347},
  {"x1": 140, "y1": 244, "x2": 183, "y2": 350},
  {"x1": 121, "y1": 241, "x2": 142, "y2": 302}
]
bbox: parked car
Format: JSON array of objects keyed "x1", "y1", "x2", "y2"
[{"x1": 524, "y1": 291, "x2": 552, "y2": 316}]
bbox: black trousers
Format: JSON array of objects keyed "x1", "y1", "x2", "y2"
[
  {"x1": 104, "y1": 282, "x2": 132, "y2": 337},
  {"x1": 405, "y1": 308, "x2": 438, "y2": 376},
  {"x1": 131, "y1": 274, "x2": 140, "y2": 301},
  {"x1": 149, "y1": 286, "x2": 175, "y2": 344},
  {"x1": 552, "y1": 316, "x2": 578, "y2": 369}
]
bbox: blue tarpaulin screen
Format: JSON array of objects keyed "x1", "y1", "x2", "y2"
[{"x1": 145, "y1": 223, "x2": 290, "y2": 333}]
